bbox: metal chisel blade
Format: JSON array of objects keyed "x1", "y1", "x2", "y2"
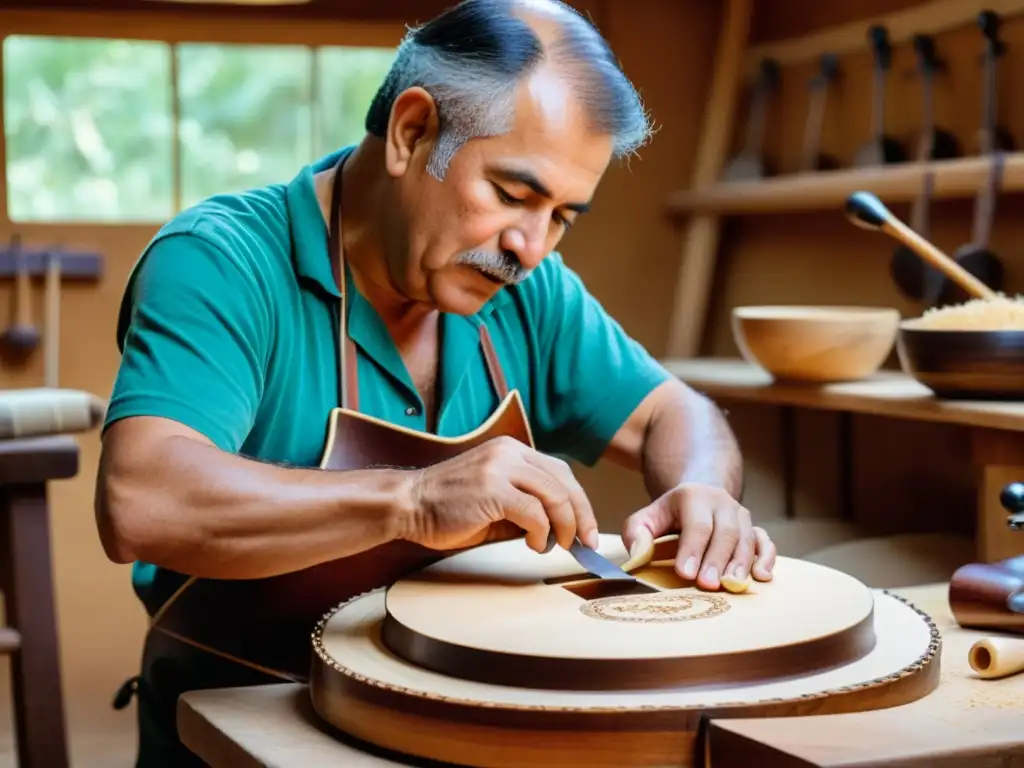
[
  {"x1": 567, "y1": 539, "x2": 638, "y2": 581},
  {"x1": 542, "y1": 532, "x2": 658, "y2": 593}
]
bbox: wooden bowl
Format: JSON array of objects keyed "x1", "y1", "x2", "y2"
[
  {"x1": 731, "y1": 306, "x2": 899, "y2": 383},
  {"x1": 896, "y1": 323, "x2": 1024, "y2": 400}
]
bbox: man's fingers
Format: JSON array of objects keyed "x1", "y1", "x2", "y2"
[
  {"x1": 622, "y1": 498, "x2": 676, "y2": 562},
  {"x1": 501, "y1": 487, "x2": 552, "y2": 553},
  {"x1": 525, "y1": 452, "x2": 599, "y2": 549},
  {"x1": 695, "y1": 505, "x2": 747, "y2": 590},
  {"x1": 507, "y1": 461, "x2": 577, "y2": 550},
  {"x1": 673, "y1": 503, "x2": 714, "y2": 581},
  {"x1": 724, "y1": 525, "x2": 756, "y2": 583},
  {"x1": 751, "y1": 526, "x2": 777, "y2": 581}
]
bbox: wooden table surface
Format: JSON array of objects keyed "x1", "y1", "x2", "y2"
[{"x1": 178, "y1": 583, "x2": 1024, "y2": 768}]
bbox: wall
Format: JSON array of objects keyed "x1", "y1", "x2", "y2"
[
  {"x1": 701, "y1": 0, "x2": 1024, "y2": 536},
  {"x1": 0, "y1": 0, "x2": 722, "y2": 758}
]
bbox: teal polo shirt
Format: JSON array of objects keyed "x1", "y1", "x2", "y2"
[{"x1": 104, "y1": 146, "x2": 672, "y2": 613}]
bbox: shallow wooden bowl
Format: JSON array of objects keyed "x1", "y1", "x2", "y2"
[
  {"x1": 731, "y1": 306, "x2": 899, "y2": 383},
  {"x1": 896, "y1": 323, "x2": 1024, "y2": 400}
]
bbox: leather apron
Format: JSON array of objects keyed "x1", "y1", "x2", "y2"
[{"x1": 119, "y1": 154, "x2": 534, "y2": 766}]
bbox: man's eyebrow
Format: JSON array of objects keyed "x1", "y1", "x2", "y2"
[{"x1": 490, "y1": 166, "x2": 592, "y2": 214}]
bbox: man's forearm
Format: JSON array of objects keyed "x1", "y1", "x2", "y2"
[
  {"x1": 639, "y1": 383, "x2": 743, "y2": 501},
  {"x1": 97, "y1": 430, "x2": 414, "y2": 580}
]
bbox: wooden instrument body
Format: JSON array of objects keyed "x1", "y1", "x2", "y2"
[
  {"x1": 852, "y1": 138, "x2": 905, "y2": 168},
  {"x1": 950, "y1": 557, "x2": 1024, "y2": 634},
  {"x1": 722, "y1": 58, "x2": 778, "y2": 182},
  {"x1": 933, "y1": 12, "x2": 1012, "y2": 307},
  {"x1": 951, "y1": 481, "x2": 1024, "y2": 633},
  {"x1": 799, "y1": 53, "x2": 840, "y2": 172},
  {"x1": 853, "y1": 25, "x2": 906, "y2": 168},
  {"x1": 151, "y1": 390, "x2": 534, "y2": 679},
  {"x1": 890, "y1": 34, "x2": 959, "y2": 302},
  {"x1": 310, "y1": 535, "x2": 942, "y2": 768}
]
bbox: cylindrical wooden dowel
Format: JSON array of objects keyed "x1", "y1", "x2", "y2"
[{"x1": 967, "y1": 635, "x2": 1024, "y2": 680}]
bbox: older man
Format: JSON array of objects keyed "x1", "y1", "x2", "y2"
[{"x1": 96, "y1": 0, "x2": 775, "y2": 764}]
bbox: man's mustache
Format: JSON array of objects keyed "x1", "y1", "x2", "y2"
[{"x1": 454, "y1": 250, "x2": 531, "y2": 285}]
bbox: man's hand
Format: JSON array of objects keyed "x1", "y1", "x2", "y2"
[
  {"x1": 400, "y1": 437, "x2": 600, "y2": 554},
  {"x1": 622, "y1": 483, "x2": 775, "y2": 591}
]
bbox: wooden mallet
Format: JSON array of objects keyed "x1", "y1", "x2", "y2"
[{"x1": 844, "y1": 191, "x2": 997, "y2": 301}]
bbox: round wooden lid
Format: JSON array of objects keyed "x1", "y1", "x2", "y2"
[{"x1": 380, "y1": 536, "x2": 876, "y2": 690}]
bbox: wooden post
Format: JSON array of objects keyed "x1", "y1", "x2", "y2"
[
  {"x1": 665, "y1": 0, "x2": 752, "y2": 359},
  {"x1": 970, "y1": 428, "x2": 1024, "y2": 563}
]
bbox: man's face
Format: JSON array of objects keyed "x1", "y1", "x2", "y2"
[{"x1": 382, "y1": 68, "x2": 614, "y2": 315}]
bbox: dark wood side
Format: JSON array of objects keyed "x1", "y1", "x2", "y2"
[
  {"x1": 0, "y1": 483, "x2": 70, "y2": 768},
  {"x1": 948, "y1": 559, "x2": 1024, "y2": 633},
  {"x1": 380, "y1": 603, "x2": 878, "y2": 691},
  {"x1": 154, "y1": 396, "x2": 533, "y2": 681},
  {"x1": 0, "y1": 436, "x2": 79, "y2": 486}
]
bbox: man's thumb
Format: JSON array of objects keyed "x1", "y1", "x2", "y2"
[{"x1": 622, "y1": 509, "x2": 655, "y2": 565}]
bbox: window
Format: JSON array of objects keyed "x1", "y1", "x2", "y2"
[
  {"x1": 2, "y1": 35, "x2": 396, "y2": 223},
  {"x1": 3, "y1": 35, "x2": 174, "y2": 222}
]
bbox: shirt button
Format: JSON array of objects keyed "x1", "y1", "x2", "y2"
[{"x1": 405, "y1": 405, "x2": 419, "y2": 416}]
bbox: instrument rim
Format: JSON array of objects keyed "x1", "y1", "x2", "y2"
[{"x1": 309, "y1": 586, "x2": 942, "y2": 715}]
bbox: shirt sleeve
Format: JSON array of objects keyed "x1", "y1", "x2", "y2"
[
  {"x1": 103, "y1": 229, "x2": 270, "y2": 453},
  {"x1": 522, "y1": 253, "x2": 672, "y2": 466}
]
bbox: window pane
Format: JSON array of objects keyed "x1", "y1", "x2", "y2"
[
  {"x1": 177, "y1": 43, "x2": 312, "y2": 209},
  {"x1": 316, "y1": 46, "x2": 396, "y2": 155},
  {"x1": 3, "y1": 35, "x2": 173, "y2": 222}
]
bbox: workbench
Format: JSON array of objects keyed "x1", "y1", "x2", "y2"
[{"x1": 177, "y1": 582, "x2": 1024, "y2": 768}]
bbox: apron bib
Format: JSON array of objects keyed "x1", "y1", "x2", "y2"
[{"x1": 119, "y1": 154, "x2": 534, "y2": 765}]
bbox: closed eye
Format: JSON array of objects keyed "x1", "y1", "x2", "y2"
[
  {"x1": 494, "y1": 184, "x2": 572, "y2": 229},
  {"x1": 493, "y1": 184, "x2": 524, "y2": 205}
]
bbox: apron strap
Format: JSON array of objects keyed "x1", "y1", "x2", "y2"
[
  {"x1": 328, "y1": 156, "x2": 359, "y2": 412},
  {"x1": 478, "y1": 324, "x2": 510, "y2": 400},
  {"x1": 328, "y1": 154, "x2": 509, "y2": 412}
]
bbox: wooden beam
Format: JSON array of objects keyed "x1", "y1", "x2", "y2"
[
  {"x1": 667, "y1": 152, "x2": 1024, "y2": 216},
  {"x1": 743, "y1": 0, "x2": 1024, "y2": 76},
  {"x1": 665, "y1": 0, "x2": 752, "y2": 359}
]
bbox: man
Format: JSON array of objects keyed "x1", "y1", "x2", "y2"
[{"x1": 96, "y1": 0, "x2": 776, "y2": 764}]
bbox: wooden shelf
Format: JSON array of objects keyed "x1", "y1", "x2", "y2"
[
  {"x1": 666, "y1": 153, "x2": 1024, "y2": 216},
  {"x1": 663, "y1": 357, "x2": 1024, "y2": 432},
  {"x1": 742, "y1": 0, "x2": 1024, "y2": 76}
]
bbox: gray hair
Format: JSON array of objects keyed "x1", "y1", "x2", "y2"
[{"x1": 364, "y1": 0, "x2": 653, "y2": 179}]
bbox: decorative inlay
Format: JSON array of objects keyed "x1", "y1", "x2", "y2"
[{"x1": 579, "y1": 592, "x2": 731, "y2": 623}]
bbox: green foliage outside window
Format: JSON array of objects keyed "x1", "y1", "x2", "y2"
[{"x1": 2, "y1": 34, "x2": 396, "y2": 222}]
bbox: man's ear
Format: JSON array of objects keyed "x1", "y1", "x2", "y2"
[{"x1": 384, "y1": 87, "x2": 440, "y2": 178}]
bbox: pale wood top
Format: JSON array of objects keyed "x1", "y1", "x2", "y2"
[
  {"x1": 383, "y1": 539, "x2": 873, "y2": 662},
  {"x1": 178, "y1": 582, "x2": 1023, "y2": 768},
  {"x1": 663, "y1": 357, "x2": 1024, "y2": 432}
]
